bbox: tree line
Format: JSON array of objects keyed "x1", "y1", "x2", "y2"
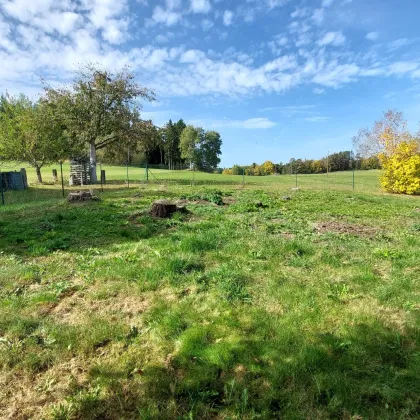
[
  {"x1": 0, "y1": 65, "x2": 222, "y2": 183},
  {"x1": 223, "y1": 151, "x2": 381, "y2": 176}
]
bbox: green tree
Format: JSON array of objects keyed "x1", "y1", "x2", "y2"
[
  {"x1": 180, "y1": 125, "x2": 200, "y2": 168},
  {"x1": 0, "y1": 94, "x2": 66, "y2": 182},
  {"x1": 179, "y1": 126, "x2": 222, "y2": 171},
  {"x1": 44, "y1": 64, "x2": 155, "y2": 183},
  {"x1": 200, "y1": 131, "x2": 222, "y2": 171}
]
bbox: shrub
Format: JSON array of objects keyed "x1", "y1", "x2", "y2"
[{"x1": 379, "y1": 140, "x2": 420, "y2": 195}]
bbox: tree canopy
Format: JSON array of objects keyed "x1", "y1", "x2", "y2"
[
  {"x1": 44, "y1": 64, "x2": 155, "y2": 182},
  {"x1": 0, "y1": 94, "x2": 67, "y2": 182}
]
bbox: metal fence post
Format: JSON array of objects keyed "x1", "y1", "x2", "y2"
[
  {"x1": 60, "y1": 162, "x2": 65, "y2": 198},
  {"x1": 126, "y1": 149, "x2": 130, "y2": 189},
  {"x1": 353, "y1": 168, "x2": 355, "y2": 191},
  {"x1": 0, "y1": 172, "x2": 5, "y2": 205},
  {"x1": 242, "y1": 167, "x2": 245, "y2": 186},
  {"x1": 145, "y1": 162, "x2": 149, "y2": 183},
  {"x1": 295, "y1": 170, "x2": 298, "y2": 188}
]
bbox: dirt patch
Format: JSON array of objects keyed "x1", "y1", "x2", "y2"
[
  {"x1": 222, "y1": 196, "x2": 236, "y2": 205},
  {"x1": 51, "y1": 291, "x2": 151, "y2": 325},
  {"x1": 175, "y1": 198, "x2": 214, "y2": 206},
  {"x1": 174, "y1": 196, "x2": 235, "y2": 206},
  {"x1": 0, "y1": 357, "x2": 89, "y2": 420},
  {"x1": 313, "y1": 221, "x2": 378, "y2": 238}
]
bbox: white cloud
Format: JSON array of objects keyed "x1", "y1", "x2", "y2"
[
  {"x1": 0, "y1": 1, "x2": 419, "y2": 104},
  {"x1": 190, "y1": 117, "x2": 276, "y2": 129},
  {"x1": 366, "y1": 32, "x2": 379, "y2": 41},
  {"x1": 166, "y1": 0, "x2": 182, "y2": 9},
  {"x1": 313, "y1": 87, "x2": 325, "y2": 94},
  {"x1": 268, "y1": 34, "x2": 288, "y2": 55},
  {"x1": 267, "y1": 0, "x2": 289, "y2": 8},
  {"x1": 322, "y1": 0, "x2": 335, "y2": 6},
  {"x1": 201, "y1": 19, "x2": 213, "y2": 30},
  {"x1": 259, "y1": 105, "x2": 315, "y2": 117},
  {"x1": 151, "y1": 6, "x2": 182, "y2": 26},
  {"x1": 190, "y1": 0, "x2": 211, "y2": 14},
  {"x1": 313, "y1": 63, "x2": 359, "y2": 87},
  {"x1": 318, "y1": 31, "x2": 346, "y2": 46},
  {"x1": 223, "y1": 10, "x2": 233, "y2": 26},
  {"x1": 243, "y1": 118, "x2": 276, "y2": 129},
  {"x1": 388, "y1": 61, "x2": 419, "y2": 75},
  {"x1": 388, "y1": 38, "x2": 416, "y2": 51},
  {"x1": 305, "y1": 116, "x2": 330, "y2": 122},
  {"x1": 291, "y1": 8, "x2": 309, "y2": 18},
  {"x1": 311, "y1": 9, "x2": 324, "y2": 25},
  {"x1": 411, "y1": 69, "x2": 420, "y2": 78},
  {"x1": 180, "y1": 49, "x2": 206, "y2": 63}
]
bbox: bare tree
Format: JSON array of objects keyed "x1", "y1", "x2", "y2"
[{"x1": 352, "y1": 109, "x2": 411, "y2": 157}]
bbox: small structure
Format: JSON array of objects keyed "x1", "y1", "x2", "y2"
[
  {"x1": 69, "y1": 158, "x2": 91, "y2": 186},
  {"x1": 0, "y1": 169, "x2": 28, "y2": 191}
]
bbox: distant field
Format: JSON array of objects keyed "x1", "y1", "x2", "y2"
[{"x1": 1, "y1": 161, "x2": 383, "y2": 195}]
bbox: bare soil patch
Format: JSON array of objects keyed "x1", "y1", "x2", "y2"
[
  {"x1": 51, "y1": 291, "x2": 151, "y2": 325},
  {"x1": 314, "y1": 221, "x2": 378, "y2": 238}
]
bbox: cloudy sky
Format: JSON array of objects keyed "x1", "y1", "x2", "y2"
[{"x1": 1, "y1": 0, "x2": 419, "y2": 166}]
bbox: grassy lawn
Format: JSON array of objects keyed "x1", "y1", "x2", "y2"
[{"x1": 0, "y1": 174, "x2": 419, "y2": 418}]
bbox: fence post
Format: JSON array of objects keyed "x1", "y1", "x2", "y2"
[
  {"x1": 0, "y1": 172, "x2": 5, "y2": 205},
  {"x1": 295, "y1": 171, "x2": 298, "y2": 188},
  {"x1": 100, "y1": 170, "x2": 105, "y2": 192},
  {"x1": 145, "y1": 162, "x2": 149, "y2": 183},
  {"x1": 60, "y1": 162, "x2": 65, "y2": 198},
  {"x1": 352, "y1": 168, "x2": 355, "y2": 191},
  {"x1": 126, "y1": 149, "x2": 130, "y2": 189},
  {"x1": 242, "y1": 167, "x2": 245, "y2": 186}
]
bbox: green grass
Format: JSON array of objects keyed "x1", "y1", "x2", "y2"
[{"x1": 0, "y1": 174, "x2": 419, "y2": 419}]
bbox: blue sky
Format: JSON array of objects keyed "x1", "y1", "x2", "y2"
[{"x1": 1, "y1": 0, "x2": 420, "y2": 166}]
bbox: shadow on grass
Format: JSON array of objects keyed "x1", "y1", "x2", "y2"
[
  {"x1": 0, "y1": 189, "x2": 184, "y2": 256},
  {"x1": 70, "y1": 315, "x2": 419, "y2": 419}
]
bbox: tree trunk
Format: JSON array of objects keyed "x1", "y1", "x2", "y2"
[
  {"x1": 90, "y1": 142, "x2": 98, "y2": 184},
  {"x1": 35, "y1": 165, "x2": 43, "y2": 183}
]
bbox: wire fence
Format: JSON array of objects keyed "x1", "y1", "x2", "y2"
[{"x1": 0, "y1": 161, "x2": 381, "y2": 207}]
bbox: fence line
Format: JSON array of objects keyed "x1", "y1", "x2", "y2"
[{"x1": 0, "y1": 161, "x2": 380, "y2": 206}]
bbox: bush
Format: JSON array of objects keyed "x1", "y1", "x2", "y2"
[{"x1": 379, "y1": 141, "x2": 420, "y2": 195}]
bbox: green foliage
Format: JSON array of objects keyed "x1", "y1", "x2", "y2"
[
  {"x1": 43, "y1": 64, "x2": 155, "y2": 182},
  {"x1": 181, "y1": 189, "x2": 224, "y2": 205},
  {"x1": 180, "y1": 125, "x2": 222, "y2": 171},
  {"x1": 0, "y1": 94, "x2": 68, "y2": 182}
]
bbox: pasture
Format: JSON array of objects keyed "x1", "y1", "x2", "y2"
[{"x1": 0, "y1": 171, "x2": 419, "y2": 419}]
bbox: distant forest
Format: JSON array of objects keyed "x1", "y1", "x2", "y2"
[{"x1": 222, "y1": 151, "x2": 381, "y2": 176}]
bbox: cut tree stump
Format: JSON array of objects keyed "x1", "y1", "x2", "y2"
[
  {"x1": 150, "y1": 200, "x2": 186, "y2": 218},
  {"x1": 68, "y1": 190, "x2": 99, "y2": 203}
]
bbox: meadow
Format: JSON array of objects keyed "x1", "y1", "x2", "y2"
[{"x1": 0, "y1": 170, "x2": 419, "y2": 419}]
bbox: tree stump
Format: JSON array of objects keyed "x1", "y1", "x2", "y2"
[
  {"x1": 68, "y1": 190, "x2": 99, "y2": 203},
  {"x1": 150, "y1": 200, "x2": 179, "y2": 218}
]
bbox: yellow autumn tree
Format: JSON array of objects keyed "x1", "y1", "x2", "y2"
[
  {"x1": 379, "y1": 140, "x2": 420, "y2": 195},
  {"x1": 261, "y1": 160, "x2": 275, "y2": 175}
]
